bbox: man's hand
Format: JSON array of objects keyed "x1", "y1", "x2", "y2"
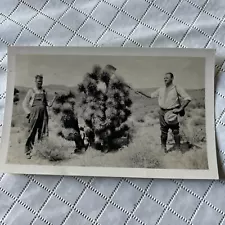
[{"x1": 172, "y1": 108, "x2": 183, "y2": 114}]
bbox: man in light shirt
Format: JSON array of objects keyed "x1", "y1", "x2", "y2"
[
  {"x1": 137, "y1": 72, "x2": 192, "y2": 152},
  {"x1": 22, "y1": 75, "x2": 56, "y2": 159}
]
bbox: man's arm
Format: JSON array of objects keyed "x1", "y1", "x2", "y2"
[
  {"x1": 47, "y1": 92, "x2": 58, "y2": 107},
  {"x1": 135, "y1": 88, "x2": 160, "y2": 99},
  {"x1": 176, "y1": 86, "x2": 192, "y2": 110},
  {"x1": 180, "y1": 99, "x2": 191, "y2": 110},
  {"x1": 22, "y1": 89, "x2": 32, "y2": 115},
  {"x1": 150, "y1": 88, "x2": 159, "y2": 98}
]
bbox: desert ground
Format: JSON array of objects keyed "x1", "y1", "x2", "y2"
[{"x1": 7, "y1": 86, "x2": 208, "y2": 170}]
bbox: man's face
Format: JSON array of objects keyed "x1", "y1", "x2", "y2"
[
  {"x1": 35, "y1": 77, "x2": 43, "y2": 89},
  {"x1": 164, "y1": 73, "x2": 173, "y2": 86}
]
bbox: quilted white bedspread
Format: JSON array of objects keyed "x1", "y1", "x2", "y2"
[{"x1": 1, "y1": 0, "x2": 225, "y2": 224}]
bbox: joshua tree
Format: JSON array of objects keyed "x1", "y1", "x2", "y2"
[{"x1": 78, "y1": 64, "x2": 133, "y2": 152}]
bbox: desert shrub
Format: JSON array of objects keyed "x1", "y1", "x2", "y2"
[
  {"x1": 35, "y1": 138, "x2": 67, "y2": 161},
  {"x1": 179, "y1": 116, "x2": 206, "y2": 145},
  {"x1": 190, "y1": 126, "x2": 206, "y2": 143},
  {"x1": 51, "y1": 91, "x2": 84, "y2": 150},
  {"x1": 77, "y1": 64, "x2": 133, "y2": 151},
  {"x1": 189, "y1": 99, "x2": 205, "y2": 109},
  {"x1": 190, "y1": 115, "x2": 205, "y2": 126}
]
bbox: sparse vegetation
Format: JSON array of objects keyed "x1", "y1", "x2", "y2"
[
  {"x1": 7, "y1": 85, "x2": 208, "y2": 170},
  {"x1": 35, "y1": 138, "x2": 68, "y2": 161}
]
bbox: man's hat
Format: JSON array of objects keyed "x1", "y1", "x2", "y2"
[{"x1": 164, "y1": 111, "x2": 179, "y2": 125}]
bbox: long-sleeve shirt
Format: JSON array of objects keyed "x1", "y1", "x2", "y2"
[
  {"x1": 22, "y1": 88, "x2": 48, "y2": 115},
  {"x1": 150, "y1": 84, "x2": 192, "y2": 110}
]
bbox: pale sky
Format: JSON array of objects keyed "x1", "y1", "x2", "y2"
[{"x1": 15, "y1": 54, "x2": 205, "y2": 89}]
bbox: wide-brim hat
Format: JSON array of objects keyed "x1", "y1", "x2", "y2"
[{"x1": 164, "y1": 111, "x2": 179, "y2": 125}]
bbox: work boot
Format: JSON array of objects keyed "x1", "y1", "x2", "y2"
[
  {"x1": 26, "y1": 154, "x2": 32, "y2": 159},
  {"x1": 25, "y1": 145, "x2": 32, "y2": 159},
  {"x1": 161, "y1": 134, "x2": 167, "y2": 153}
]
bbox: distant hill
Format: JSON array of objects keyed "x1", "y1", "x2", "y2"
[
  {"x1": 16, "y1": 85, "x2": 77, "y2": 95},
  {"x1": 131, "y1": 87, "x2": 205, "y2": 99},
  {"x1": 15, "y1": 84, "x2": 205, "y2": 100},
  {"x1": 136, "y1": 87, "x2": 205, "y2": 93},
  {"x1": 45, "y1": 84, "x2": 69, "y2": 90}
]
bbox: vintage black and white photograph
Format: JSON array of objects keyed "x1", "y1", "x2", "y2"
[{"x1": 0, "y1": 47, "x2": 218, "y2": 179}]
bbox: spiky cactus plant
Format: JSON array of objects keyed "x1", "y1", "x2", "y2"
[{"x1": 78, "y1": 64, "x2": 133, "y2": 151}]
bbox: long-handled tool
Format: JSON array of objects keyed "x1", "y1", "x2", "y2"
[{"x1": 124, "y1": 84, "x2": 152, "y2": 99}]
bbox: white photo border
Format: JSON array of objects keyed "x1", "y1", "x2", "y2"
[{"x1": 0, "y1": 46, "x2": 219, "y2": 180}]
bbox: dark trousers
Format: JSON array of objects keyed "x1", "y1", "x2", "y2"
[
  {"x1": 159, "y1": 108, "x2": 180, "y2": 147},
  {"x1": 25, "y1": 120, "x2": 42, "y2": 155},
  {"x1": 25, "y1": 106, "x2": 48, "y2": 155}
]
